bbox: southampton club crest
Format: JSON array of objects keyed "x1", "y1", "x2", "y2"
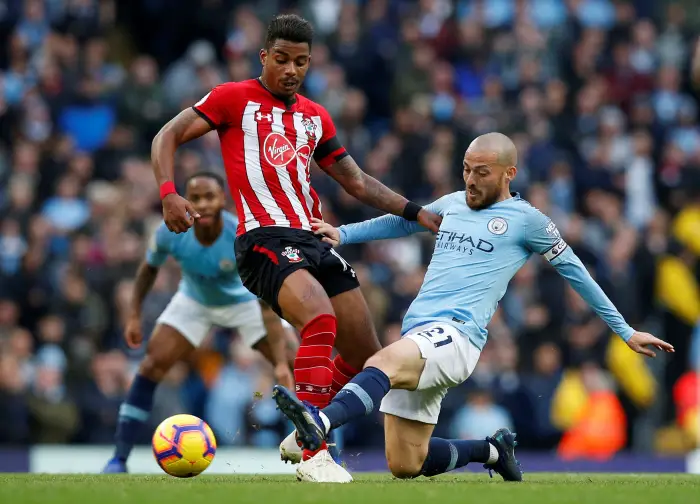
[
  {"x1": 301, "y1": 117, "x2": 317, "y2": 140},
  {"x1": 487, "y1": 217, "x2": 508, "y2": 235},
  {"x1": 282, "y1": 246, "x2": 303, "y2": 263}
]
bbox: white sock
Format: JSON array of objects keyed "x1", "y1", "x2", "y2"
[
  {"x1": 486, "y1": 442, "x2": 499, "y2": 464},
  {"x1": 319, "y1": 411, "x2": 331, "y2": 435}
]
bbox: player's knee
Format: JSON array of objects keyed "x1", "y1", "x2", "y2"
[
  {"x1": 279, "y1": 271, "x2": 335, "y2": 327},
  {"x1": 386, "y1": 453, "x2": 423, "y2": 479},
  {"x1": 364, "y1": 348, "x2": 395, "y2": 376},
  {"x1": 138, "y1": 352, "x2": 169, "y2": 382}
]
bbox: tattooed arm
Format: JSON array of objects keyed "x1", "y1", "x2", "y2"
[
  {"x1": 320, "y1": 157, "x2": 443, "y2": 232},
  {"x1": 323, "y1": 156, "x2": 408, "y2": 214},
  {"x1": 312, "y1": 104, "x2": 442, "y2": 232}
]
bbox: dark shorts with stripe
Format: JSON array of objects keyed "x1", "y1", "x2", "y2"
[{"x1": 234, "y1": 227, "x2": 360, "y2": 316}]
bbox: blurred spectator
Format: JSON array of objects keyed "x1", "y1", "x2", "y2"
[
  {"x1": 520, "y1": 342, "x2": 564, "y2": 448},
  {"x1": 557, "y1": 363, "x2": 627, "y2": 460},
  {"x1": 27, "y1": 345, "x2": 80, "y2": 443},
  {"x1": 450, "y1": 388, "x2": 514, "y2": 441}
]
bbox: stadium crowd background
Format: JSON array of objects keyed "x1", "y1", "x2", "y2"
[{"x1": 0, "y1": 0, "x2": 698, "y2": 459}]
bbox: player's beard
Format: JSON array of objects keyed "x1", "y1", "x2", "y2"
[{"x1": 466, "y1": 179, "x2": 506, "y2": 210}]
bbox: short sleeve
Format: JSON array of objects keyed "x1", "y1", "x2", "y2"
[
  {"x1": 145, "y1": 223, "x2": 172, "y2": 267},
  {"x1": 192, "y1": 83, "x2": 240, "y2": 129},
  {"x1": 523, "y1": 208, "x2": 569, "y2": 263},
  {"x1": 312, "y1": 105, "x2": 348, "y2": 169}
]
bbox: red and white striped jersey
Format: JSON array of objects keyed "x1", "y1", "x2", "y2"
[{"x1": 192, "y1": 79, "x2": 348, "y2": 236}]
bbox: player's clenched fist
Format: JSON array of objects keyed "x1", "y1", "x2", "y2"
[{"x1": 162, "y1": 193, "x2": 200, "y2": 233}]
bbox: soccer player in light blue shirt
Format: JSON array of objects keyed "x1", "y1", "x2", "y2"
[
  {"x1": 104, "y1": 172, "x2": 294, "y2": 473},
  {"x1": 271, "y1": 132, "x2": 675, "y2": 483}
]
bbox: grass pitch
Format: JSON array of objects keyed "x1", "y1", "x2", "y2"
[{"x1": 1, "y1": 473, "x2": 698, "y2": 504}]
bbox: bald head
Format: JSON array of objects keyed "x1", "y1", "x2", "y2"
[
  {"x1": 462, "y1": 132, "x2": 518, "y2": 210},
  {"x1": 465, "y1": 132, "x2": 518, "y2": 168}
]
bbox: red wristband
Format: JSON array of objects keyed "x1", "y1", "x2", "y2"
[{"x1": 159, "y1": 181, "x2": 176, "y2": 200}]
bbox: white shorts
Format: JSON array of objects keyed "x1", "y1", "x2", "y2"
[
  {"x1": 379, "y1": 322, "x2": 481, "y2": 425},
  {"x1": 156, "y1": 293, "x2": 266, "y2": 348}
]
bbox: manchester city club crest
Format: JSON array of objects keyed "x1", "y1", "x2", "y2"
[
  {"x1": 219, "y1": 259, "x2": 235, "y2": 272},
  {"x1": 487, "y1": 217, "x2": 508, "y2": 235},
  {"x1": 282, "y1": 246, "x2": 303, "y2": 263}
]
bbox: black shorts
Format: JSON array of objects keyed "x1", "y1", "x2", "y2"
[{"x1": 235, "y1": 227, "x2": 360, "y2": 316}]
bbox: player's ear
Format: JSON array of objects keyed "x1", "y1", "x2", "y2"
[
  {"x1": 506, "y1": 165, "x2": 517, "y2": 182},
  {"x1": 259, "y1": 49, "x2": 267, "y2": 66}
]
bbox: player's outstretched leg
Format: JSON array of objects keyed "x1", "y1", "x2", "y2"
[
  {"x1": 273, "y1": 337, "x2": 417, "y2": 454},
  {"x1": 103, "y1": 324, "x2": 193, "y2": 473},
  {"x1": 383, "y1": 415, "x2": 521, "y2": 481}
]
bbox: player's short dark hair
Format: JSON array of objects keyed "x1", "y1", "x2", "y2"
[
  {"x1": 186, "y1": 171, "x2": 225, "y2": 189},
  {"x1": 265, "y1": 14, "x2": 313, "y2": 49}
]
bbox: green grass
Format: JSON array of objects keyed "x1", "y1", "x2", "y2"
[{"x1": 1, "y1": 473, "x2": 698, "y2": 504}]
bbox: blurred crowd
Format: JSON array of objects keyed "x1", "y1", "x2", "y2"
[{"x1": 0, "y1": 0, "x2": 698, "y2": 457}]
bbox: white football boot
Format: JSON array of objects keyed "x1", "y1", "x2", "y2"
[
  {"x1": 280, "y1": 429, "x2": 303, "y2": 464},
  {"x1": 296, "y1": 449, "x2": 353, "y2": 483}
]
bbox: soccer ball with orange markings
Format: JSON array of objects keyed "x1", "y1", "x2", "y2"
[{"x1": 152, "y1": 414, "x2": 217, "y2": 477}]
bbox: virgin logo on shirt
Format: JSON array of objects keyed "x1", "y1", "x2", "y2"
[{"x1": 263, "y1": 132, "x2": 312, "y2": 169}]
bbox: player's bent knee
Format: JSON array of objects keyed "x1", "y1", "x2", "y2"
[
  {"x1": 364, "y1": 349, "x2": 395, "y2": 375},
  {"x1": 278, "y1": 270, "x2": 335, "y2": 327},
  {"x1": 386, "y1": 455, "x2": 423, "y2": 479}
]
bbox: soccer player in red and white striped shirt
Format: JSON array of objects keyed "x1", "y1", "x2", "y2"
[{"x1": 151, "y1": 14, "x2": 441, "y2": 481}]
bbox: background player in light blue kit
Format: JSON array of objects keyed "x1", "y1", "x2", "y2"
[
  {"x1": 104, "y1": 172, "x2": 294, "y2": 473},
  {"x1": 272, "y1": 132, "x2": 675, "y2": 483}
]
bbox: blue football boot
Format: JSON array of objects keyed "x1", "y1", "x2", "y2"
[
  {"x1": 484, "y1": 428, "x2": 523, "y2": 482},
  {"x1": 102, "y1": 457, "x2": 127, "y2": 474},
  {"x1": 272, "y1": 385, "x2": 326, "y2": 452}
]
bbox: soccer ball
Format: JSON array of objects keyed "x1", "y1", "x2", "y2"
[{"x1": 152, "y1": 414, "x2": 217, "y2": 477}]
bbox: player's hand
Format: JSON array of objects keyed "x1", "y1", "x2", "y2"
[
  {"x1": 311, "y1": 218, "x2": 341, "y2": 247},
  {"x1": 124, "y1": 315, "x2": 144, "y2": 349},
  {"x1": 162, "y1": 193, "x2": 200, "y2": 233},
  {"x1": 417, "y1": 208, "x2": 442, "y2": 233},
  {"x1": 274, "y1": 364, "x2": 294, "y2": 390},
  {"x1": 626, "y1": 331, "x2": 675, "y2": 358}
]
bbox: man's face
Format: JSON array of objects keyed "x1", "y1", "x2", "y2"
[
  {"x1": 462, "y1": 153, "x2": 508, "y2": 210},
  {"x1": 260, "y1": 40, "x2": 311, "y2": 97},
  {"x1": 186, "y1": 177, "x2": 224, "y2": 228}
]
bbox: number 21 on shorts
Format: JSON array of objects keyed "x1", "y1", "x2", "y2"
[{"x1": 416, "y1": 325, "x2": 453, "y2": 348}]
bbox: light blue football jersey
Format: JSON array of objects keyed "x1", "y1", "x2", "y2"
[
  {"x1": 146, "y1": 211, "x2": 256, "y2": 307},
  {"x1": 338, "y1": 191, "x2": 634, "y2": 350}
]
